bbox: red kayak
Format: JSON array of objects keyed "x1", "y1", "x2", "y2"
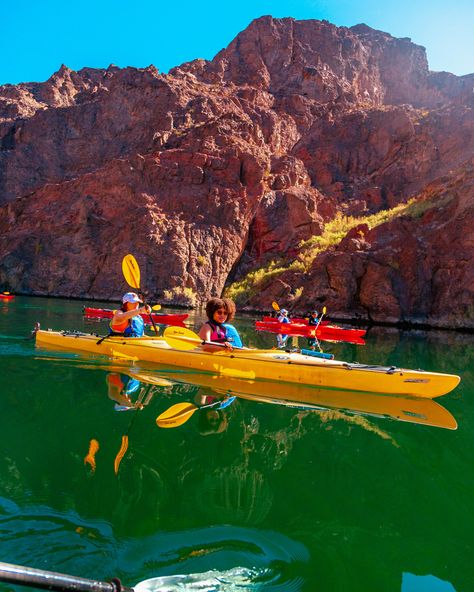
[
  {"x1": 83, "y1": 307, "x2": 188, "y2": 326},
  {"x1": 0, "y1": 293, "x2": 14, "y2": 301},
  {"x1": 262, "y1": 315, "x2": 330, "y2": 326},
  {"x1": 255, "y1": 320, "x2": 366, "y2": 344}
]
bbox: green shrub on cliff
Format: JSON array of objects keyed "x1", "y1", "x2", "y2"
[
  {"x1": 163, "y1": 286, "x2": 197, "y2": 306},
  {"x1": 225, "y1": 193, "x2": 451, "y2": 305}
]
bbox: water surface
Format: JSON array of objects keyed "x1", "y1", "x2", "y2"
[{"x1": 0, "y1": 297, "x2": 472, "y2": 591}]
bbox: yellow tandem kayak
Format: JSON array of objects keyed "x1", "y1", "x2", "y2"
[{"x1": 35, "y1": 330, "x2": 460, "y2": 398}]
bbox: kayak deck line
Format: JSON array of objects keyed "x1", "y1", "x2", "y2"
[{"x1": 35, "y1": 330, "x2": 461, "y2": 398}]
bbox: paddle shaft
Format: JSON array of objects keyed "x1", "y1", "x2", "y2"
[
  {"x1": 165, "y1": 330, "x2": 332, "y2": 359},
  {"x1": 315, "y1": 306, "x2": 327, "y2": 330},
  {"x1": 142, "y1": 298, "x2": 159, "y2": 335},
  {"x1": 0, "y1": 561, "x2": 133, "y2": 592}
]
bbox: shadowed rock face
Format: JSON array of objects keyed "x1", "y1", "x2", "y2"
[{"x1": 0, "y1": 16, "x2": 473, "y2": 326}]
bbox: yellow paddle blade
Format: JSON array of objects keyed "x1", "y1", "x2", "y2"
[
  {"x1": 163, "y1": 326, "x2": 202, "y2": 351},
  {"x1": 122, "y1": 254, "x2": 141, "y2": 290},
  {"x1": 152, "y1": 304, "x2": 162, "y2": 311},
  {"x1": 271, "y1": 301, "x2": 280, "y2": 312},
  {"x1": 156, "y1": 402, "x2": 198, "y2": 428},
  {"x1": 3, "y1": 291, "x2": 10, "y2": 295},
  {"x1": 322, "y1": 306, "x2": 327, "y2": 315},
  {"x1": 114, "y1": 435, "x2": 129, "y2": 475}
]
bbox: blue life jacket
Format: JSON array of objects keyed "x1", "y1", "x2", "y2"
[
  {"x1": 109, "y1": 310, "x2": 146, "y2": 337},
  {"x1": 120, "y1": 375, "x2": 141, "y2": 395},
  {"x1": 124, "y1": 315, "x2": 145, "y2": 337},
  {"x1": 223, "y1": 323, "x2": 243, "y2": 348}
]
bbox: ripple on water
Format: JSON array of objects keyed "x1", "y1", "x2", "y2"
[
  {"x1": 0, "y1": 500, "x2": 117, "y2": 579},
  {"x1": 118, "y1": 525, "x2": 310, "y2": 591},
  {"x1": 0, "y1": 497, "x2": 309, "y2": 591}
]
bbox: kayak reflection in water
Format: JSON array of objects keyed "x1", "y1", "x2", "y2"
[
  {"x1": 194, "y1": 392, "x2": 236, "y2": 435},
  {"x1": 277, "y1": 333, "x2": 290, "y2": 348},
  {"x1": 107, "y1": 372, "x2": 145, "y2": 411}
]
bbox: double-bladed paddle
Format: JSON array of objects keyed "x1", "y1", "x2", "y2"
[
  {"x1": 162, "y1": 325, "x2": 224, "y2": 351},
  {"x1": 122, "y1": 254, "x2": 159, "y2": 335},
  {"x1": 163, "y1": 326, "x2": 334, "y2": 359}
]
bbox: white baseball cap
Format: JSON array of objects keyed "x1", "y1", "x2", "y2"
[{"x1": 122, "y1": 292, "x2": 142, "y2": 304}]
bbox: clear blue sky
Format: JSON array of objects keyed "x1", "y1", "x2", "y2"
[{"x1": 0, "y1": 0, "x2": 472, "y2": 85}]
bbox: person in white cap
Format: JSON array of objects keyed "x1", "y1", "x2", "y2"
[
  {"x1": 277, "y1": 308, "x2": 290, "y2": 323},
  {"x1": 109, "y1": 292, "x2": 151, "y2": 337}
]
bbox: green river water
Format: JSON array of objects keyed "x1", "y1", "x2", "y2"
[{"x1": 0, "y1": 296, "x2": 473, "y2": 592}]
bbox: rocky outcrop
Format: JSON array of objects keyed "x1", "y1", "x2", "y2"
[
  {"x1": 0, "y1": 16, "x2": 473, "y2": 326},
  {"x1": 250, "y1": 161, "x2": 473, "y2": 328}
]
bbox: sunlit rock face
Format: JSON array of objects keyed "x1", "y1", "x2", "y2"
[{"x1": 0, "y1": 16, "x2": 472, "y2": 325}]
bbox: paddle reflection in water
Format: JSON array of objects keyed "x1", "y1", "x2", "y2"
[{"x1": 83, "y1": 368, "x2": 176, "y2": 475}]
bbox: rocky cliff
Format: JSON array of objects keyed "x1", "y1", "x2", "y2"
[{"x1": 0, "y1": 16, "x2": 473, "y2": 327}]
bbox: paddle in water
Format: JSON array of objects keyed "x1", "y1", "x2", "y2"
[
  {"x1": 0, "y1": 560, "x2": 265, "y2": 592},
  {"x1": 122, "y1": 254, "x2": 159, "y2": 335}
]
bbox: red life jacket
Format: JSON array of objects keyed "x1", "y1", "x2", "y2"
[{"x1": 206, "y1": 320, "x2": 227, "y2": 343}]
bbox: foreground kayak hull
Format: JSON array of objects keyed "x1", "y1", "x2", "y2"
[
  {"x1": 83, "y1": 307, "x2": 188, "y2": 326},
  {"x1": 35, "y1": 330, "x2": 460, "y2": 398},
  {"x1": 0, "y1": 294, "x2": 14, "y2": 301}
]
